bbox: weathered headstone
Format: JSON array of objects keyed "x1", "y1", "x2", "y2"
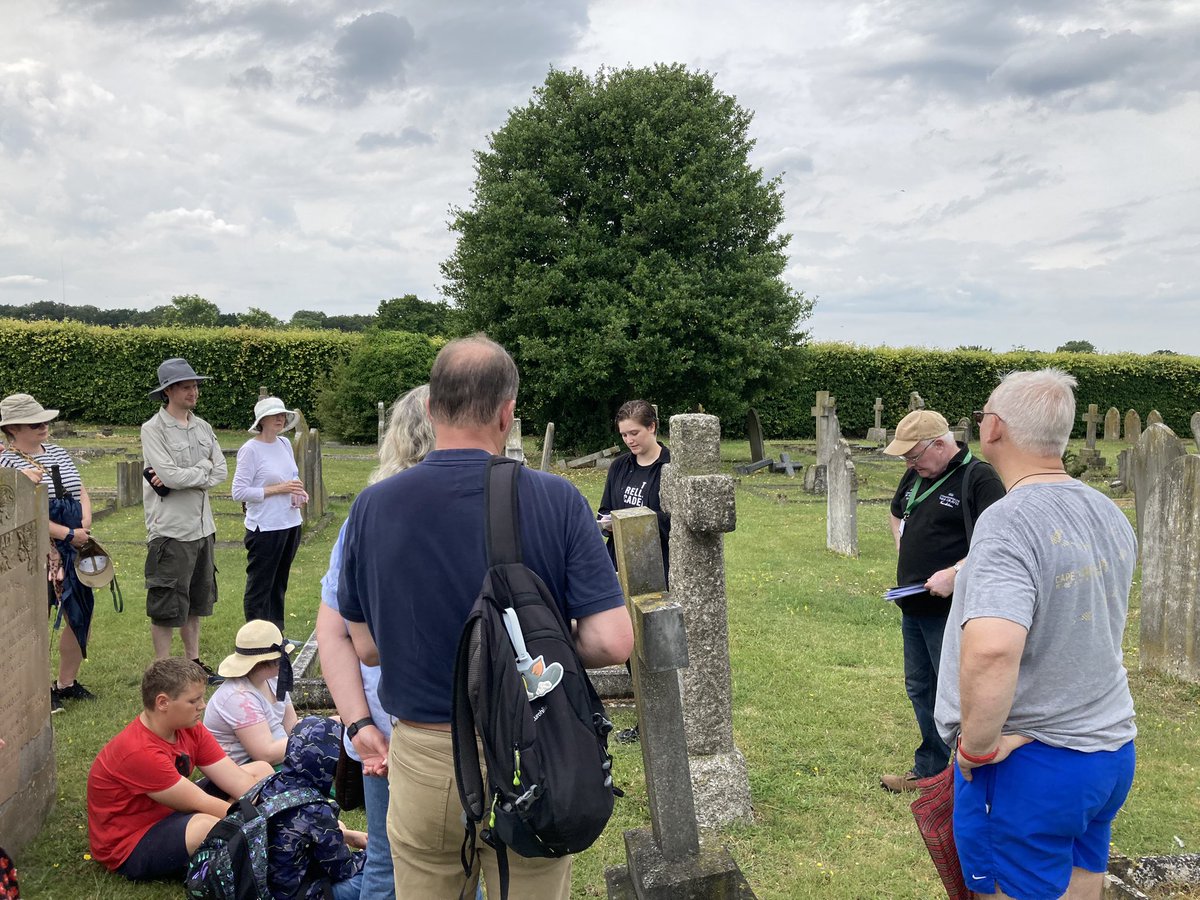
[
  {"x1": 1116, "y1": 448, "x2": 1131, "y2": 494},
  {"x1": 659, "y1": 414, "x2": 752, "y2": 827},
  {"x1": 866, "y1": 397, "x2": 887, "y2": 445},
  {"x1": 258, "y1": 385, "x2": 269, "y2": 400},
  {"x1": 0, "y1": 467, "x2": 57, "y2": 856},
  {"x1": 908, "y1": 391, "x2": 925, "y2": 412},
  {"x1": 1104, "y1": 407, "x2": 1120, "y2": 443},
  {"x1": 1193, "y1": 412, "x2": 1200, "y2": 452},
  {"x1": 377, "y1": 401, "x2": 386, "y2": 446},
  {"x1": 1124, "y1": 409, "x2": 1141, "y2": 443},
  {"x1": 952, "y1": 417, "x2": 970, "y2": 444},
  {"x1": 292, "y1": 411, "x2": 327, "y2": 526},
  {"x1": 745, "y1": 408, "x2": 766, "y2": 464},
  {"x1": 505, "y1": 417, "x2": 525, "y2": 464},
  {"x1": 567, "y1": 445, "x2": 622, "y2": 469},
  {"x1": 1130, "y1": 424, "x2": 1186, "y2": 541},
  {"x1": 826, "y1": 439, "x2": 858, "y2": 557},
  {"x1": 115, "y1": 459, "x2": 143, "y2": 508},
  {"x1": 1139, "y1": 454, "x2": 1200, "y2": 683},
  {"x1": 606, "y1": 507, "x2": 756, "y2": 900},
  {"x1": 539, "y1": 422, "x2": 555, "y2": 472},
  {"x1": 1146, "y1": 409, "x2": 1164, "y2": 427}
]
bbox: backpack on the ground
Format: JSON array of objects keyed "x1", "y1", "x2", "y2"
[
  {"x1": 183, "y1": 780, "x2": 332, "y2": 900},
  {"x1": 451, "y1": 456, "x2": 618, "y2": 899}
]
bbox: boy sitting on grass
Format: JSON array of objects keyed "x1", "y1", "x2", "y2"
[{"x1": 86, "y1": 657, "x2": 275, "y2": 881}]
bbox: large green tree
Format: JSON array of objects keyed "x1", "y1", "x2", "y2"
[{"x1": 442, "y1": 65, "x2": 810, "y2": 449}]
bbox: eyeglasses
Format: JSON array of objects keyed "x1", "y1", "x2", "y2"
[
  {"x1": 174, "y1": 753, "x2": 192, "y2": 777},
  {"x1": 972, "y1": 410, "x2": 1003, "y2": 425},
  {"x1": 902, "y1": 441, "x2": 933, "y2": 464}
]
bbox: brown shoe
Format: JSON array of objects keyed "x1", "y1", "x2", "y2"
[{"x1": 880, "y1": 770, "x2": 921, "y2": 793}]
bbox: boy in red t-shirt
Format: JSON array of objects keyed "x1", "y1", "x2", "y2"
[{"x1": 87, "y1": 658, "x2": 275, "y2": 881}]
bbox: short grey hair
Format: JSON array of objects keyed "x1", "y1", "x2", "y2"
[
  {"x1": 428, "y1": 334, "x2": 519, "y2": 428},
  {"x1": 371, "y1": 384, "x2": 434, "y2": 484},
  {"x1": 989, "y1": 368, "x2": 1077, "y2": 456}
]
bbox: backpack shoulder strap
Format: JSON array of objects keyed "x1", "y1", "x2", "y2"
[
  {"x1": 486, "y1": 456, "x2": 521, "y2": 567},
  {"x1": 255, "y1": 787, "x2": 329, "y2": 820},
  {"x1": 960, "y1": 458, "x2": 981, "y2": 542}
]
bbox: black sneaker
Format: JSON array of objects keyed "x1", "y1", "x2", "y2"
[
  {"x1": 193, "y1": 658, "x2": 225, "y2": 686},
  {"x1": 615, "y1": 725, "x2": 640, "y2": 745},
  {"x1": 56, "y1": 681, "x2": 97, "y2": 701},
  {"x1": 50, "y1": 687, "x2": 65, "y2": 714}
]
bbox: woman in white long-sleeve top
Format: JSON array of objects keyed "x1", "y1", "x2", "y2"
[{"x1": 231, "y1": 397, "x2": 307, "y2": 631}]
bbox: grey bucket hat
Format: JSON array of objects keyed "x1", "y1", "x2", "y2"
[{"x1": 148, "y1": 358, "x2": 211, "y2": 400}]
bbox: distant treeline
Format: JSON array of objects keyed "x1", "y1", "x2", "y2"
[{"x1": 0, "y1": 293, "x2": 458, "y2": 336}]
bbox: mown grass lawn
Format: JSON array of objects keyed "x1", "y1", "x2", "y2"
[{"x1": 17, "y1": 430, "x2": 1198, "y2": 899}]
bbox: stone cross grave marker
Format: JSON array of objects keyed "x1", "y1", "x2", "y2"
[
  {"x1": 1130, "y1": 424, "x2": 1186, "y2": 542},
  {"x1": 908, "y1": 391, "x2": 925, "y2": 412},
  {"x1": 1104, "y1": 407, "x2": 1120, "y2": 443},
  {"x1": 745, "y1": 408, "x2": 766, "y2": 464},
  {"x1": 1192, "y1": 412, "x2": 1200, "y2": 452},
  {"x1": 1124, "y1": 409, "x2": 1141, "y2": 443},
  {"x1": 810, "y1": 392, "x2": 835, "y2": 463},
  {"x1": 1146, "y1": 410, "x2": 1164, "y2": 426},
  {"x1": 377, "y1": 401, "x2": 386, "y2": 446},
  {"x1": 0, "y1": 467, "x2": 58, "y2": 856},
  {"x1": 1139, "y1": 454, "x2": 1200, "y2": 684},
  {"x1": 659, "y1": 414, "x2": 752, "y2": 827},
  {"x1": 1079, "y1": 403, "x2": 1106, "y2": 469},
  {"x1": 505, "y1": 417, "x2": 525, "y2": 464},
  {"x1": 867, "y1": 397, "x2": 887, "y2": 444},
  {"x1": 826, "y1": 438, "x2": 858, "y2": 557},
  {"x1": 539, "y1": 422, "x2": 555, "y2": 472},
  {"x1": 606, "y1": 508, "x2": 756, "y2": 900}
]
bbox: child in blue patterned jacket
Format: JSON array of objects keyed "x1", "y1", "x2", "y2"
[{"x1": 261, "y1": 716, "x2": 366, "y2": 900}]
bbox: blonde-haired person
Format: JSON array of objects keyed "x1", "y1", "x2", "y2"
[
  {"x1": 315, "y1": 383, "x2": 432, "y2": 900},
  {"x1": 0, "y1": 393, "x2": 98, "y2": 713}
]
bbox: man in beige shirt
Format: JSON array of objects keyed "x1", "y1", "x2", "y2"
[{"x1": 141, "y1": 358, "x2": 228, "y2": 684}]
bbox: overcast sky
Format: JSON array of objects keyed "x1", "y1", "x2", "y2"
[{"x1": 2, "y1": 0, "x2": 1197, "y2": 353}]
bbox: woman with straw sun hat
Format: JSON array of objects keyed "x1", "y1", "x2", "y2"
[
  {"x1": 0, "y1": 392, "x2": 100, "y2": 713},
  {"x1": 231, "y1": 397, "x2": 307, "y2": 632},
  {"x1": 203, "y1": 619, "x2": 298, "y2": 767}
]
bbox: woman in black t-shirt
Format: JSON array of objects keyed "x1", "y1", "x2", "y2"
[{"x1": 597, "y1": 399, "x2": 671, "y2": 584}]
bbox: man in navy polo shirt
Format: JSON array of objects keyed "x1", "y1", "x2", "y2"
[{"x1": 338, "y1": 334, "x2": 633, "y2": 899}]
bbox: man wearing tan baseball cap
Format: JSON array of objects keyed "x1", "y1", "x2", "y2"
[{"x1": 879, "y1": 407, "x2": 1005, "y2": 792}]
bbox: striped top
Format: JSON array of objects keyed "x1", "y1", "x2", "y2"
[{"x1": 0, "y1": 443, "x2": 84, "y2": 499}]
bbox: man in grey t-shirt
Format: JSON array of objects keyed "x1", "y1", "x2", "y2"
[{"x1": 935, "y1": 369, "x2": 1136, "y2": 900}]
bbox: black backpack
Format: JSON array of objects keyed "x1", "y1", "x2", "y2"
[
  {"x1": 184, "y1": 780, "x2": 333, "y2": 900},
  {"x1": 451, "y1": 456, "x2": 618, "y2": 899}
]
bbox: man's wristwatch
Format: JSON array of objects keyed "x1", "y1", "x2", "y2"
[
  {"x1": 346, "y1": 717, "x2": 375, "y2": 740},
  {"x1": 952, "y1": 562, "x2": 962, "y2": 574}
]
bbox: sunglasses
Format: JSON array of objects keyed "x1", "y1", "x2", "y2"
[
  {"x1": 972, "y1": 410, "x2": 1004, "y2": 425},
  {"x1": 174, "y1": 753, "x2": 192, "y2": 778}
]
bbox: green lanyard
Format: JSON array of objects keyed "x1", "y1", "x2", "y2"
[{"x1": 903, "y1": 449, "x2": 973, "y2": 519}]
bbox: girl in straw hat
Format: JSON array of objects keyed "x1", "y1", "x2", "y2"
[{"x1": 203, "y1": 620, "x2": 298, "y2": 766}]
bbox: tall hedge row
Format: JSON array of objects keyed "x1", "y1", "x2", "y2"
[
  {"x1": 0, "y1": 320, "x2": 358, "y2": 430},
  {"x1": 753, "y1": 344, "x2": 1200, "y2": 439}
]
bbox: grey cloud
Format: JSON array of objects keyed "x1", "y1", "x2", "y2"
[
  {"x1": 300, "y1": 12, "x2": 417, "y2": 107},
  {"x1": 356, "y1": 127, "x2": 435, "y2": 151},
  {"x1": 0, "y1": 112, "x2": 38, "y2": 157},
  {"x1": 62, "y1": 0, "x2": 192, "y2": 23},
  {"x1": 231, "y1": 66, "x2": 274, "y2": 90},
  {"x1": 415, "y1": 0, "x2": 588, "y2": 85}
]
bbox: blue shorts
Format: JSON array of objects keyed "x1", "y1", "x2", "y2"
[
  {"x1": 954, "y1": 739, "x2": 1135, "y2": 899},
  {"x1": 116, "y1": 810, "x2": 193, "y2": 881}
]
